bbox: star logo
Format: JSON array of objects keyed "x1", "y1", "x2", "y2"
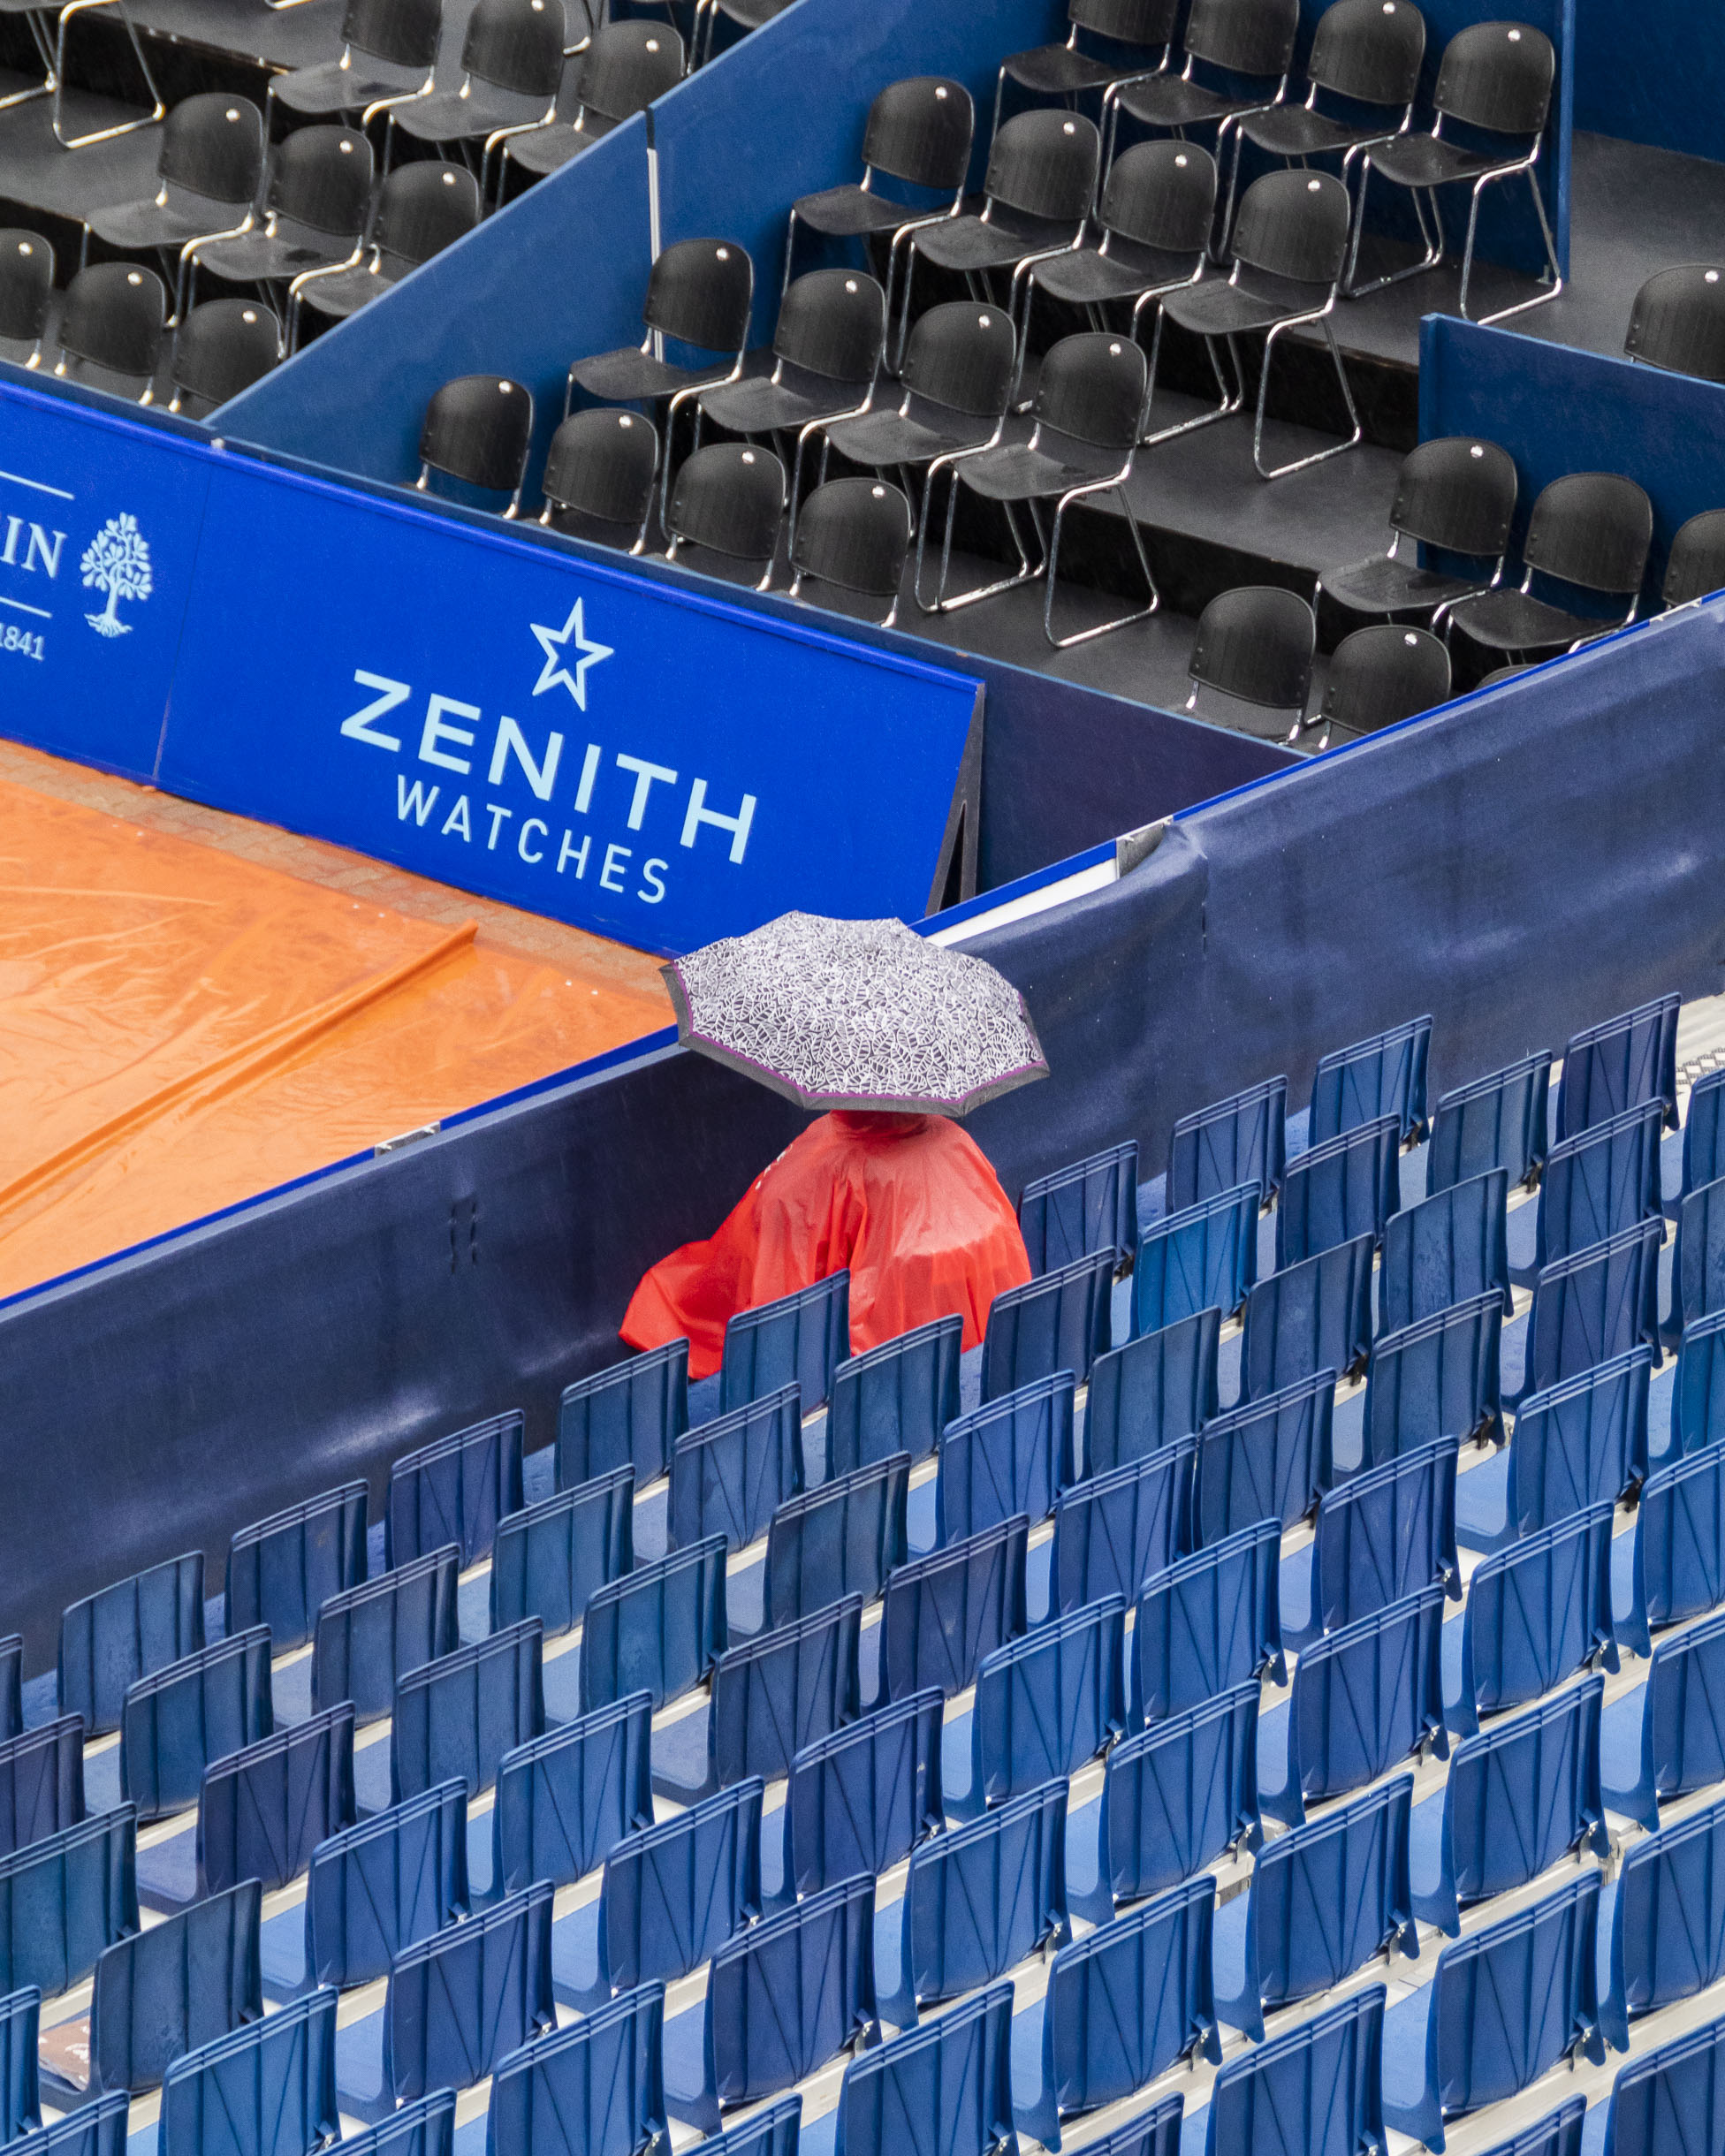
[{"x1": 529, "y1": 599, "x2": 612, "y2": 708}]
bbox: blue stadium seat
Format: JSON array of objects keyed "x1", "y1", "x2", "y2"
[
  {"x1": 60, "y1": 1551, "x2": 204, "y2": 1738},
  {"x1": 1200, "y1": 1986, "x2": 1384, "y2": 2156},
  {"x1": 981, "y1": 1250, "x2": 1113, "y2": 1401},
  {"x1": 0, "y1": 1806, "x2": 137, "y2": 1998},
  {"x1": 1410, "y1": 1676, "x2": 1606, "y2": 1936},
  {"x1": 882, "y1": 1516, "x2": 1028, "y2": 1702},
  {"x1": 1620, "y1": 1439, "x2": 1725, "y2": 1658},
  {"x1": 1132, "y1": 1183, "x2": 1258, "y2": 1335},
  {"x1": 827, "y1": 1316, "x2": 961, "y2": 1475},
  {"x1": 967, "y1": 1596, "x2": 1124, "y2": 1811},
  {"x1": 1276, "y1": 1114, "x2": 1401, "y2": 1267},
  {"x1": 491, "y1": 1694, "x2": 653, "y2": 1899},
  {"x1": 581, "y1": 1537, "x2": 727, "y2": 1711},
  {"x1": 832, "y1": 1981, "x2": 1013, "y2": 2156},
  {"x1": 722, "y1": 1274, "x2": 851, "y2": 1414},
  {"x1": 1456, "y1": 1346, "x2": 1651, "y2": 1554},
  {"x1": 1134, "y1": 1520, "x2": 1282, "y2": 1728},
  {"x1": 1519, "y1": 1218, "x2": 1663, "y2": 1402},
  {"x1": 1299, "y1": 1437, "x2": 1460, "y2": 1642},
  {"x1": 80, "y1": 1877, "x2": 262, "y2": 2097},
  {"x1": 664, "y1": 1874, "x2": 876, "y2": 2130},
  {"x1": 1594, "y1": 2007, "x2": 1725, "y2": 2156},
  {"x1": 1362, "y1": 1289, "x2": 1504, "y2": 1469},
  {"x1": 1018, "y1": 1141, "x2": 1139, "y2": 1278},
  {"x1": 581, "y1": 1780, "x2": 761, "y2": 2006},
  {"x1": 1537, "y1": 1099, "x2": 1665, "y2": 1270},
  {"x1": 0, "y1": 1643, "x2": 17, "y2": 1750},
  {"x1": 1379, "y1": 1872, "x2": 1603, "y2": 2148},
  {"x1": 1600, "y1": 1789, "x2": 1725, "y2": 2052},
  {"x1": 1672, "y1": 1305, "x2": 1725, "y2": 1458},
  {"x1": 6, "y1": 2090, "x2": 128, "y2": 2156},
  {"x1": 1671, "y1": 1172, "x2": 1725, "y2": 1343},
  {"x1": 688, "y1": 1596, "x2": 862, "y2": 1801},
  {"x1": 490, "y1": 1466, "x2": 634, "y2": 1636},
  {"x1": 559, "y1": 1340, "x2": 689, "y2": 1488},
  {"x1": 1240, "y1": 1234, "x2": 1375, "y2": 1400},
  {"x1": 1426, "y1": 1051, "x2": 1552, "y2": 1197},
  {"x1": 0, "y1": 1985, "x2": 39, "y2": 2143},
  {"x1": 1168, "y1": 1076, "x2": 1287, "y2": 1211},
  {"x1": 330, "y1": 2095, "x2": 452, "y2": 2156},
  {"x1": 485, "y1": 1985, "x2": 665, "y2": 2156},
  {"x1": 784, "y1": 1688, "x2": 943, "y2": 1901},
  {"x1": 380, "y1": 1879, "x2": 554, "y2": 2106},
  {"x1": 198, "y1": 1704, "x2": 355, "y2": 1895},
  {"x1": 389, "y1": 1410, "x2": 525, "y2": 1568},
  {"x1": 1379, "y1": 1168, "x2": 1512, "y2": 1334},
  {"x1": 307, "y1": 1780, "x2": 469, "y2": 1988},
  {"x1": 392, "y1": 1618, "x2": 543, "y2": 1802},
  {"x1": 0, "y1": 1718, "x2": 84, "y2": 1860},
  {"x1": 1683, "y1": 1068, "x2": 1725, "y2": 1201},
  {"x1": 1555, "y1": 992, "x2": 1680, "y2": 1139},
  {"x1": 1213, "y1": 1776, "x2": 1415, "y2": 2042},
  {"x1": 690, "y1": 2094, "x2": 798, "y2": 2156},
  {"x1": 1603, "y1": 1603, "x2": 1725, "y2": 1832},
  {"x1": 1474, "y1": 2099, "x2": 1584, "y2": 2156},
  {"x1": 1051, "y1": 1441, "x2": 1194, "y2": 1618},
  {"x1": 761, "y1": 1454, "x2": 909, "y2": 1630},
  {"x1": 1013, "y1": 1875, "x2": 1219, "y2": 2151},
  {"x1": 937, "y1": 1373, "x2": 1075, "y2": 1541},
  {"x1": 311, "y1": 1545, "x2": 460, "y2": 1724},
  {"x1": 225, "y1": 1484, "x2": 367, "y2": 1654},
  {"x1": 1453, "y1": 1501, "x2": 1618, "y2": 1737},
  {"x1": 1262, "y1": 1584, "x2": 1447, "y2": 1827},
  {"x1": 671, "y1": 1383, "x2": 803, "y2": 1552},
  {"x1": 1194, "y1": 1370, "x2": 1335, "y2": 1542},
  {"x1": 1084, "y1": 1310, "x2": 1220, "y2": 1477},
  {"x1": 1309, "y1": 1015, "x2": 1432, "y2": 1144},
  {"x1": 122, "y1": 1629, "x2": 273, "y2": 1822},
  {"x1": 159, "y1": 1986, "x2": 337, "y2": 2156}
]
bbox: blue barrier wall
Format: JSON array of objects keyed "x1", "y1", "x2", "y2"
[{"x1": 1573, "y1": 0, "x2": 1724, "y2": 162}]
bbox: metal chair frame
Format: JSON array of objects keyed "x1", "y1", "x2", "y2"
[{"x1": 0, "y1": 0, "x2": 163, "y2": 147}]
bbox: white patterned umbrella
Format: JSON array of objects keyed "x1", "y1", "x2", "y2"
[{"x1": 663, "y1": 912, "x2": 1049, "y2": 1116}]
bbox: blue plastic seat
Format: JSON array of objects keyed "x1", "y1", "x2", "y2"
[
  {"x1": 1457, "y1": 1346, "x2": 1650, "y2": 1555},
  {"x1": 938, "y1": 1373, "x2": 1075, "y2": 1541},
  {"x1": 828, "y1": 1316, "x2": 961, "y2": 1475},
  {"x1": 586, "y1": 1780, "x2": 762, "y2": 2005},
  {"x1": 307, "y1": 1780, "x2": 469, "y2": 1988},
  {"x1": 0, "y1": 1806, "x2": 137, "y2": 1998},
  {"x1": 694, "y1": 1596, "x2": 862, "y2": 1798},
  {"x1": 784, "y1": 1688, "x2": 943, "y2": 1900},
  {"x1": 1310, "y1": 1015, "x2": 1432, "y2": 1145},
  {"x1": 1019, "y1": 1141, "x2": 1139, "y2": 1277},
  {"x1": 1426, "y1": 1051, "x2": 1552, "y2": 1197},
  {"x1": 485, "y1": 1985, "x2": 665, "y2": 2156},
  {"x1": 392, "y1": 1620, "x2": 543, "y2": 1803},
  {"x1": 1168, "y1": 1076, "x2": 1287, "y2": 1211},
  {"x1": 122, "y1": 1629, "x2": 273, "y2": 1822},
  {"x1": 1683, "y1": 1068, "x2": 1725, "y2": 1201},
  {"x1": 225, "y1": 1484, "x2": 367, "y2": 1654},
  {"x1": 832, "y1": 1980, "x2": 1013, "y2": 2156},
  {"x1": 1594, "y1": 2004, "x2": 1725, "y2": 2155},
  {"x1": 1239, "y1": 1234, "x2": 1375, "y2": 1400},
  {"x1": 1519, "y1": 1218, "x2": 1663, "y2": 1402},
  {"x1": 491, "y1": 1694, "x2": 653, "y2": 1898},
  {"x1": 761, "y1": 1454, "x2": 909, "y2": 1630},
  {"x1": 882, "y1": 1515, "x2": 1028, "y2": 1702},
  {"x1": 1379, "y1": 1168, "x2": 1511, "y2": 1334},
  {"x1": 389, "y1": 1410, "x2": 524, "y2": 1568},
  {"x1": 581, "y1": 1537, "x2": 726, "y2": 1711},
  {"x1": 80, "y1": 1877, "x2": 262, "y2": 2097},
  {"x1": 311, "y1": 1545, "x2": 460, "y2": 1725},
  {"x1": 0, "y1": 1718, "x2": 84, "y2": 1861},
  {"x1": 1214, "y1": 1776, "x2": 1415, "y2": 2042},
  {"x1": 0, "y1": 1985, "x2": 39, "y2": 2143},
  {"x1": 1620, "y1": 1439, "x2": 1725, "y2": 1659},
  {"x1": 1194, "y1": 1369, "x2": 1334, "y2": 1542},
  {"x1": 159, "y1": 1985, "x2": 337, "y2": 2156},
  {"x1": 1014, "y1": 1875, "x2": 1219, "y2": 2151},
  {"x1": 0, "y1": 1643, "x2": 17, "y2": 1750},
  {"x1": 1050, "y1": 1441, "x2": 1194, "y2": 1618},
  {"x1": 1469, "y1": 2099, "x2": 1583, "y2": 2156},
  {"x1": 1410, "y1": 1676, "x2": 1606, "y2": 1936},
  {"x1": 1134, "y1": 1519, "x2": 1282, "y2": 1728},
  {"x1": 327, "y1": 2092, "x2": 452, "y2": 2156},
  {"x1": 1555, "y1": 992, "x2": 1680, "y2": 1139},
  {"x1": 1200, "y1": 1985, "x2": 1385, "y2": 2156},
  {"x1": 1364, "y1": 1288, "x2": 1504, "y2": 1471},
  {"x1": 981, "y1": 1250, "x2": 1113, "y2": 1401},
  {"x1": 685, "y1": 2094, "x2": 798, "y2": 2156},
  {"x1": 1303, "y1": 1437, "x2": 1460, "y2": 1640},
  {"x1": 490, "y1": 1466, "x2": 634, "y2": 1636},
  {"x1": 1084, "y1": 1310, "x2": 1220, "y2": 1477},
  {"x1": 1603, "y1": 1603, "x2": 1725, "y2": 1831},
  {"x1": 1672, "y1": 1305, "x2": 1725, "y2": 1457},
  {"x1": 1379, "y1": 1871, "x2": 1603, "y2": 2149},
  {"x1": 1277, "y1": 1114, "x2": 1402, "y2": 1267},
  {"x1": 1132, "y1": 1182, "x2": 1258, "y2": 1334},
  {"x1": 6, "y1": 2089, "x2": 128, "y2": 2156},
  {"x1": 722, "y1": 1273, "x2": 850, "y2": 1414},
  {"x1": 59, "y1": 1551, "x2": 204, "y2": 1738},
  {"x1": 671, "y1": 1383, "x2": 803, "y2": 1552},
  {"x1": 559, "y1": 1340, "x2": 689, "y2": 1487},
  {"x1": 1600, "y1": 1788, "x2": 1725, "y2": 2052},
  {"x1": 1453, "y1": 1501, "x2": 1618, "y2": 1738},
  {"x1": 968, "y1": 1596, "x2": 1124, "y2": 1811},
  {"x1": 1084, "y1": 1682, "x2": 1259, "y2": 1924},
  {"x1": 1671, "y1": 1172, "x2": 1725, "y2": 1343},
  {"x1": 1537, "y1": 1099, "x2": 1666, "y2": 1270},
  {"x1": 381, "y1": 1879, "x2": 554, "y2": 2105},
  {"x1": 198, "y1": 1704, "x2": 355, "y2": 1896}
]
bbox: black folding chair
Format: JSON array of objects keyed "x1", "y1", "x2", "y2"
[
  {"x1": 417, "y1": 374, "x2": 535, "y2": 515},
  {"x1": 566, "y1": 237, "x2": 753, "y2": 412},
  {"x1": 0, "y1": 230, "x2": 53, "y2": 368},
  {"x1": 168, "y1": 299, "x2": 282, "y2": 416},
  {"x1": 185, "y1": 127, "x2": 374, "y2": 315},
  {"x1": 492, "y1": 21, "x2": 683, "y2": 197},
  {"x1": 1185, "y1": 584, "x2": 1315, "y2": 730},
  {"x1": 289, "y1": 163, "x2": 479, "y2": 345},
  {"x1": 789, "y1": 478, "x2": 913, "y2": 627},
  {"x1": 384, "y1": 0, "x2": 562, "y2": 168},
  {"x1": 995, "y1": 0, "x2": 1179, "y2": 135},
  {"x1": 1624, "y1": 265, "x2": 1725, "y2": 387},
  {"x1": 1346, "y1": 19, "x2": 1560, "y2": 323},
  {"x1": 269, "y1": 0, "x2": 441, "y2": 124},
  {"x1": 663, "y1": 442, "x2": 786, "y2": 588},
  {"x1": 53, "y1": 262, "x2": 166, "y2": 402},
  {"x1": 539, "y1": 407, "x2": 658, "y2": 550},
  {"x1": 1148, "y1": 168, "x2": 1360, "y2": 479},
  {"x1": 1318, "y1": 435, "x2": 1518, "y2": 624},
  {"x1": 1293, "y1": 622, "x2": 1450, "y2": 748},
  {"x1": 0, "y1": 0, "x2": 162, "y2": 147},
  {"x1": 85, "y1": 96, "x2": 264, "y2": 323},
  {"x1": 1443, "y1": 472, "x2": 1653, "y2": 661},
  {"x1": 1103, "y1": 0, "x2": 1299, "y2": 194},
  {"x1": 1663, "y1": 509, "x2": 1725, "y2": 611},
  {"x1": 1021, "y1": 140, "x2": 1214, "y2": 354}
]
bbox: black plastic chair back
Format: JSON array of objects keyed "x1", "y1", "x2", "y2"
[
  {"x1": 1664, "y1": 508, "x2": 1725, "y2": 608},
  {"x1": 0, "y1": 230, "x2": 52, "y2": 343},
  {"x1": 1070, "y1": 0, "x2": 1181, "y2": 45},
  {"x1": 1183, "y1": 0, "x2": 1300, "y2": 77},
  {"x1": 1189, "y1": 584, "x2": 1316, "y2": 707},
  {"x1": 983, "y1": 109, "x2": 1101, "y2": 224},
  {"x1": 461, "y1": 0, "x2": 564, "y2": 97},
  {"x1": 1391, "y1": 436, "x2": 1517, "y2": 556},
  {"x1": 794, "y1": 478, "x2": 912, "y2": 598},
  {"x1": 376, "y1": 162, "x2": 480, "y2": 267},
  {"x1": 1625, "y1": 265, "x2": 1725, "y2": 384},
  {"x1": 421, "y1": 374, "x2": 534, "y2": 491},
  {"x1": 1432, "y1": 20, "x2": 1554, "y2": 136},
  {"x1": 1232, "y1": 169, "x2": 1350, "y2": 285},
  {"x1": 1522, "y1": 473, "x2": 1653, "y2": 596},
  {"x1": 1099, "y1": 140, "x2": 1217, "y2": 254},
  {"x1": 1322, "y1": 624, "x2": 1450, "y2": 733},
  {"x1": 576, "y1": 22, "x2": 683, "y2": 124},
  {"x1": 900, "y1": 301, "x2": 1016, "y2": 417},
  {"x1": 159, "y1": 95, "x2": 264, "y2": 205},
  {"x1": 268, "y1": 126, "x2": 374, "y2": 239},
  {"x1": 861, "y1": 77, "x2": 974, "y2": 194},
  {"x1": 60, "y1": 263, "x2": 165, "y2": 376},
  {"x1": 773, "y1": 269, "x2": 885, "y2": 383},
  {"x1": 1307, "y1": 0, "x2": 1425, "y2": 104},
  {"x1": 543, "y1": 407, "x2": 657, "y2": 520},
  {"x1": 172, "y1": 300, "x2": 280, "y2": 409},
  {"x1": 1036, "y1": 331, "x2": 1146, "y2": 451},
  {"x1": 342, "y1": 0, "x2": 441, "y2": 70},
  {"x1": 667, "y1": 442, "x2": 785, "y2": 559},
  {"x1": 643, "y1": 238, "x2": 754, "y2": 353}
]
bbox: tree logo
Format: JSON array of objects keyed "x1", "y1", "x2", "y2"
[{"x1": 80, "y1": 513, "x2": 153, "y2": 638}]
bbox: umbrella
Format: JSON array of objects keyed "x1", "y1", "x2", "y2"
[{"x1": 663, "y1": 911, "x2": 1048, "y2": 1117}]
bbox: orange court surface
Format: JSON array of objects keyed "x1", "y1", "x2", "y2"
[{"x1": 0, "y1": 739, "x2": 671, "y2": 1301}]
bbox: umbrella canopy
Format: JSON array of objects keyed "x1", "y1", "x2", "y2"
[{"x1": 663, "y1": 911, "x2": 1048, "y2": 1116}]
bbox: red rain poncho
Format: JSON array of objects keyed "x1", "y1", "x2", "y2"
[{"x1": 620, "y1": 1110, "x2": 1032, "y2": 1379}]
